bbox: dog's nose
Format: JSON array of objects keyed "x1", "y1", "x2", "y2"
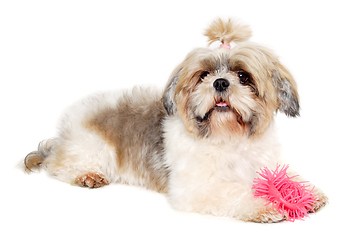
[{"x1": 213, "y1": 78, "x2": 230, "y2": 92}]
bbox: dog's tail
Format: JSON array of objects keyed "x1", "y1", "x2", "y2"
[
  {"x1": 204, "y1": 18, "x2": 252, "y2": 46},
  {"x1": 24, "y1": 138, "x2": 57, "y2": 173}
]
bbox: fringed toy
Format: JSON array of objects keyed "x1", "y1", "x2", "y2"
[{"x1": 252, "y1": 164, "x2": 318, "y2": 222}]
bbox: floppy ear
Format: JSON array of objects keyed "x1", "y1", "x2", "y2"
[
  {"x1": 163, "y1": 68, "x2": 182, "y2": 116},
  {"x1": 272, "y1": 64, "x2": 300, "y2": 117}
]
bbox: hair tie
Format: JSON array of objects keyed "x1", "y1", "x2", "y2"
[{"x1": 220, "y1": 43, "x2": 231, "y2": 49}]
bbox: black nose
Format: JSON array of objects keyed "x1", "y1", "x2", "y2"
[{"x1": 213, "y1": 78, "x2": 230, "y2": 92}]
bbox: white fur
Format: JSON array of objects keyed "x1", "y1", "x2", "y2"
[
  {"x1": 43, "y1": 87, "x2": 286, "y2": 221},
  {"x1": 163, "y1": 115, "x2": 284, "y2": 220},
  {"x1": 42, "y1": 91, "x2": 122, "y2": 184}
]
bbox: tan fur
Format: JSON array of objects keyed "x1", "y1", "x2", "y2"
[
  {"x1": 209, "y1": 111, "x2": 245, "y2": 138},
  {"x1": 84, "y1": 93, "x2": 168, "y2": 193},
  {"x1": 244, "y1": 207, "x2": 285, "y2": 223},
  {"x1": 204, "y1": 18, "x2": 252, "y2": 46},
  {"x1": 169, "y1": 41, "x2": 298, "y2": 138}
]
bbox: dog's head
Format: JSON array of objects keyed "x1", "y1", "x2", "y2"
[{"x1": 163, "y1": 19, "x2": 299, "y2": 140}]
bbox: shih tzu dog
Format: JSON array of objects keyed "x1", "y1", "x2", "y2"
[{"x1": 24, "y1": 18, "x2": 327, "y2": 222}]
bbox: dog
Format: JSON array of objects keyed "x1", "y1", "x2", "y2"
[{"x1": 24, "y1": 18, "x2": 327, "y2": 222}]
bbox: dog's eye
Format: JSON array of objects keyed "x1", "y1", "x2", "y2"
[
  {"x1": 238, "y1": 71, "x2": 249, "y2": 84},
  {"x1": 200, "y1": 71, "x2": 210, "y2": 80}
]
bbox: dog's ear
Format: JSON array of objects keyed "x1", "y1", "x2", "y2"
[
  {"x1": 272, "y1": 64, "x2": 300, "y2": 117},
  {"x1": 163, "y1": 68, "x2": 182, "y2": 116}
]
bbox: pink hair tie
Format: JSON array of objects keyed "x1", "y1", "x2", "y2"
[{"x1": 220, "y1": 43, "x2": 231, "y2": 49}]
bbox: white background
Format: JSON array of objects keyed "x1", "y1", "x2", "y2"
[{"x1": 1, "y1": 0, "x2": 359, "y2": 239}]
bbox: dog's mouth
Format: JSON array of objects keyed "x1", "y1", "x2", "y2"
[
  {"x1": 196, "y1": 98, "x2": 231, "y2": 123},
  {"x1": 194, "y1": 97, "x2": 246, "y2": 137},
  {"x1": 214, "y1": 100, "x2": 230, "y2": 110},
  {"x1": 214, "y1": 95, "x2": 231, "y2": 111}
]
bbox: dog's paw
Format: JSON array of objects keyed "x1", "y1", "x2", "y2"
[
  {"x1": 75, "y1": 173, "x2": 109, "y2": 188},
  {"x1": 311, "y1": 187, "x2": 328, "y2": 212},
  {"x1": 243, "y1": 208, "x2": 285, "y2": 223}
]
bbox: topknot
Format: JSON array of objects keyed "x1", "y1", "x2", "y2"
[{"x1": 204, "y1": 18, "x2": 252, "y2": 46}]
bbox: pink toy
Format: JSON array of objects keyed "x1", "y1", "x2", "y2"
[{"x1": 252, "y1": 164, "x2": 318, "y2": 222}]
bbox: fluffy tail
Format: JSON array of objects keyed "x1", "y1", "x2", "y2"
[
  {"x1": 24, "y1": 138, "x2": 57, "y2": 173},
  {"x1": 204, "y1": 18, "x2": 252, "y2": 46}
]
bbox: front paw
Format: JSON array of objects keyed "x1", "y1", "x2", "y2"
[
  {"x1": 244, "y1": 207, "x2": 285, "y2": 223},
  {"x1": 311, "y1": 187, "x2": 328, "y2": 212}
]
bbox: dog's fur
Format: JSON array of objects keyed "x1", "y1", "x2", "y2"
[{"x1": 24, "y1": 18, "x2": 327, "y2": 222}]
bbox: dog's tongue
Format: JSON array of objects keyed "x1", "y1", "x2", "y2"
[{"x1": 216, "y1": 102, "x2": 228, "y2": 107}]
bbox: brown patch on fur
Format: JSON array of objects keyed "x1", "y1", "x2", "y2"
[
  {"x1": 76, "y1": 173, "x2": 109, "y2": 188},
  {"x1": 84, "y1": 91, "x2": 169, "y2": 193}
]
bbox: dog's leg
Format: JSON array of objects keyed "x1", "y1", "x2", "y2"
[
  {"x1": 287, "y1": 170, "x2": 329, "y2": 213},
  {"x1": 311, "y1": 187, "x2": 328, "y2": 212},
  {"x1": 25, "y1": 127, "x2": 119, "y2": 188},
  {"x1": 168, "y1": 181, "x2": 285, "y2": 223},
  {"x1": 42, "y1": 141, "x2": 117, "y2": 187}
]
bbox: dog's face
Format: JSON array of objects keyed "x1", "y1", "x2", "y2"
[{"x1": 163, "y1": 42, "x2": 299, "y2": 140}]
